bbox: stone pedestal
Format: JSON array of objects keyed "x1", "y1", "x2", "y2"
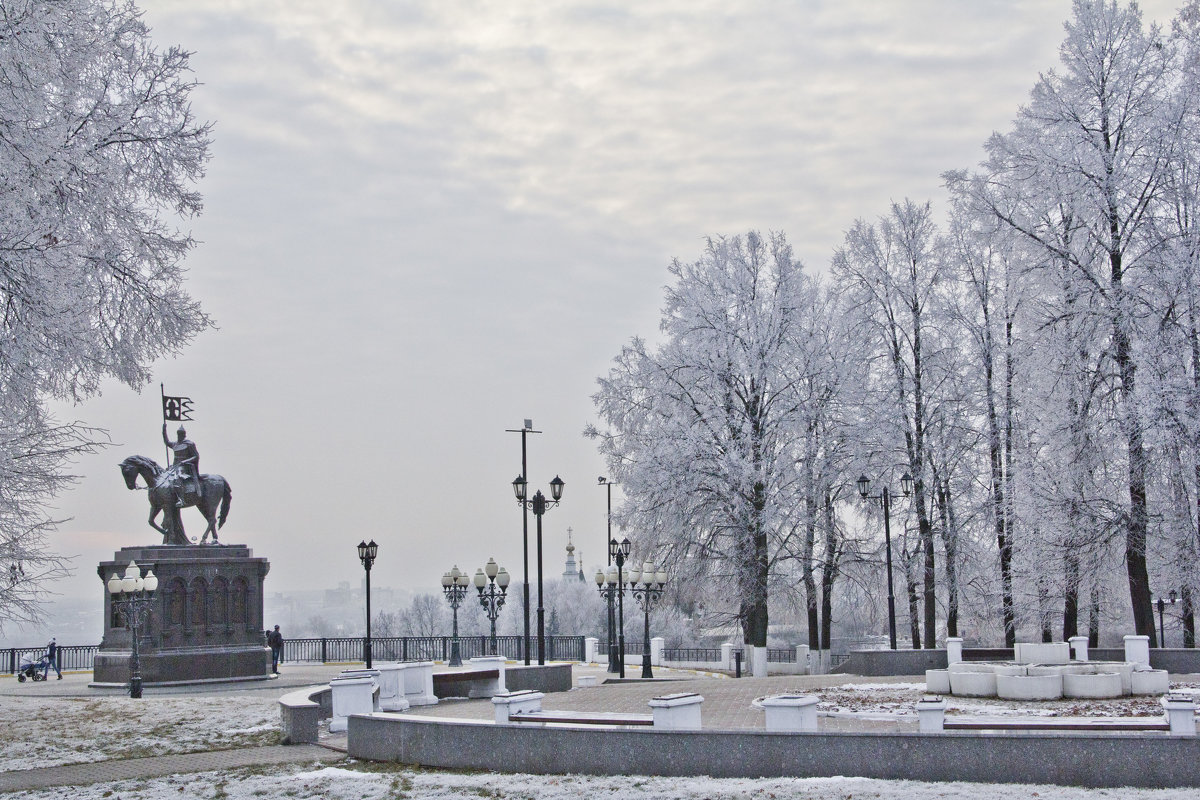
[{"x1": 93, "y1": 544, "x2": 271, "y2": 685}]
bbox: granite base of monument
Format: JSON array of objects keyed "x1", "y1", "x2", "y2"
[{"x1": 93, "y1": 544, "x2": 271, "y2": 686}]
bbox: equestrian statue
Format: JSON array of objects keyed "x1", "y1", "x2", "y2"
[{"x1": 120, "y1": 423, "x2": 232, "y2": 546}]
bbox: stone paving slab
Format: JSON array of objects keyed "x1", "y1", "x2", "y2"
[
  {"x1": 0, "y1": 745, "x2": 342, "y2": 793},
  {"x1": 401, "y1": 671, "x2": 920, "y2": 731}
]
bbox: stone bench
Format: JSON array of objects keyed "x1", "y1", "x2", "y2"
[
  {"x1": 510, "y1": 710, "x2": 655, "y2": 727},
  {"x1": 492, "y1": 689, "x2": 702, "y2": 729},
  {"x1": 433, "y1": 668, "x2": 504, "y2": 698},
  {"x1": 279, "y1": 685, "x2": 329, "y2": 744}
]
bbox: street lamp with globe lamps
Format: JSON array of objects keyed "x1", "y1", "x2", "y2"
[
  {"x1": 442, "y1": 565, "x2": 470, "y2": 666},
  {"x1": 474, "y1": 558, "x2": 510, "y2": 656},
  {"x1": 106, "y1": 561, "x2": 158, "y2": 698},
  {"x1": 628, "y1": 561, "x2": 668, "y2": 678}
]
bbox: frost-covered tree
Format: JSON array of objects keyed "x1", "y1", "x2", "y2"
[
  {"x1": 833, "y1": 199, "x2": 952, "y2": 648},
  {"x1": 588, "y1": 231, "x2": 826, "y2": 649},
  {"x1": 0, "y1": 0, "x2": 212, "y2": 630},
  {"x1": 946, "y1": 0, "x2": 1176, "y2": 642}
]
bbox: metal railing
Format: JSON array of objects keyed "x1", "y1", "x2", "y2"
[
  {"x1": 5, "y1": 645, "x2": 98, "y2": 675},
  {"x1": 3, "y1": 636, "x2": 587, "y2": 674}
]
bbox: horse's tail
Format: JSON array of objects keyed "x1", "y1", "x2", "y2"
[{"x1": 218, "y1": 480, "x2": 232, "y2": 529}]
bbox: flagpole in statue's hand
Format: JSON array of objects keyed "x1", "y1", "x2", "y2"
[{"x1": 161, "y1": 383, "x2": 170, "y2": 465}]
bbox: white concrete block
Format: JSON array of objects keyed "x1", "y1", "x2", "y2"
[
  {"x1": 329, "y1": 675, "x2": 376, "y2": 733},
  {"x1": 400, "y1": 661, "x2": 437, "y2": 706},
  {"x1": 577, "y1": 674, "x2": 599, "y2": 687},
  {"x1": 916, "y1": 696, "x2": 947, "y2": 733},
  {"x1": 749, "y1": 645, "x2": 768, "y2": 677},
  {"x1": 1062, "y1": 671, "x2": 1123, "y2": 699},
  {"x1": 761, "y1": 694, "x2": 819, "y2": 732},
  {"x1": 925, "y1": 669, "x2": 951, "y2": 694},
  {"x1": 651, "y1": 637, "x2": 665, "y2": 667},
  {"x1": 1131, "y1": 668, "x2": 1169, "y2": 695},
  {"x1": 1124, "y1": 635, "x2": 1151, "y2": 670},
  {"x1": 648, "y1": 692, "x2": 703, "y2": 730},
  {"x1": 1162, "y1": 694, "x2": 1197, "y2": 736},
  {"x1": 375, "y1": 663, "x2": 410, "y2": 712},
  {"x1": 996, "y1": 673, "x2": 1063, "y2": 700},
  {"x1": 721, "y1": 643, "x2": 735, "y2": 671},
  {"x1": 492, "y1": 690, "x2": 544, "y2": 724},
  {"x1": 1014, "y1": 642, "x2": 1070, "y2": 665},
  {"x1": 1068, "y1": 636, "x2": 1089, "y2": 662},
  {"x1": 948, "y1": 669, "x2": 997, "y2": 697},
  {"x1": 585, "y1": 637, "x2": 598, "y2": 664},
  {"x1": 946, "y1": 637, "x2": 963, "y2": 665},
  {"x1": 795, "y1": 645, "x2": 810, "y2": 675}
]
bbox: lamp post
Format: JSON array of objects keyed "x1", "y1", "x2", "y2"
[
  {"x1": 856, "y1": 472, "x2": 912, "y2": 650},
  {"x1": 506, "y1": 420, "x2": 541, "y2": 665},
  {"x1": 628, "y1": 561, "x2": 668, "y2": 679},
  {"x1": 442, "y1": 565, "x2": 470, "y2": 666},
  {"x1": 597, "y1": 477, "x2": 620, "y2": 673},
  {"x1": 475, "y1": 558, "x2": 510, "y2": 656},
  {"x1": 1157, "y1": 590, "x2": 1179, "y2": 648},
  {"x1": 594, "y1": 566, "x2": 622, "y2": 675},
  {"x1": 357, "y1": 540, "x2": 378, "y2": 668},
  {"x1": 606, "y1": 536, "x2": 632, "y2": 677},
  {"x1": 513, "y1": 473, "x2": 565, "y2": 665},
  {"x1": 106, "y1": 561, "x2": 158, "y2": 699}
]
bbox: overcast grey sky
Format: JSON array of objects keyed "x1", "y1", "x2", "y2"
[{"x1": 20, "y1": 0, "x2": 1186, "y2": 636}]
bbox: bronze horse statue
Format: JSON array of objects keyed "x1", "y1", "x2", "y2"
[{"x1": 119, "y1": 455, "x2": 232, "y2": 545}]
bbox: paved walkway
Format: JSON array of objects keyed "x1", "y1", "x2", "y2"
[{"x1": 0, "y1": 745, "x2": 342, "y2": 793}]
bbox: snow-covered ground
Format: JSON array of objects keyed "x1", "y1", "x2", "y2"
[
  {"x1": 0, "y1": 692, "x2": 279, "y2": 772},
  {"x1": 3, "y1": 682, "x2": 1198, "y2": 798},
  {"x1": 804, "y1": 680, "x2": 1200, "y2": 718},
  {"x1": 3, "y1": 763, "x2": 1198, "y2": 800}
]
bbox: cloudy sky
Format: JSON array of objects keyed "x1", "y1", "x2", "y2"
[{"x1": 17, "y1": 0, "x2": 1187, "y2": 638}]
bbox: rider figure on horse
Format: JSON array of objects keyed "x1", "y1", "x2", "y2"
[{"x1": 162, "y1": 423, "x2": 200, "y2": 507}]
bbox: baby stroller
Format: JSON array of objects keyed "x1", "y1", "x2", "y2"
[{"x1": 16, "y1": 654, "x2": 49, "y2": 682}]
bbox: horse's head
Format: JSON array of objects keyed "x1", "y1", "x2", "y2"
[{"x1": 119, "y1": 455, "x2": 161, "y2": 489}]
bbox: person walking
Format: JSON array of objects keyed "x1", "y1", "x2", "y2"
[
  {"x1": 43, "y1": 638, "x2": 62, "y2": 680},
  {"x1": 267, "y1": 625, "x2": 284, "y2": 674}
]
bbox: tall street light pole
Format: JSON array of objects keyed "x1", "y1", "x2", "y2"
[
  {"x1": 598, "y1": 477, "x2": 619, "y2": 673},
  {"x1": 1157, "y1": 590, "x2": 1179, "y2": 648},
  {"x1": 506, "y1": 420, "x2": 541, "y2": 665},
  {"x1": 513, "y1": 474, "x2": 565, "y2": 665},
  {"x1": 608, "y1": 536, "x2": 631, "y2": 678},
  {"x1": 857, "y1": 473, "x2": 912, "y2": 650},
  {"x1": 357, "y1": 540, "x2": 378, "y2": 668}
]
